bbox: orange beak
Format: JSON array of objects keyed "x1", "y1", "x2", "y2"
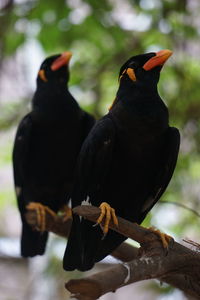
[
  {"x1": 143, "y1": 49, "x2": 173, "y2": 71},
  {"x1": 51, "y1": 51, "x2": 72, "y2": 71}
]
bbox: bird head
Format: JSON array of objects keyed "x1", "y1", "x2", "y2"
[
  {"x1": 37, "y1": 51, "x2": 72, "y2": 87},
  {"x1": 119, "y1": 49, "x2": 173, "y2": 88},
  {"x1": 109, "y1": 50, "x2": 172, "y2": 111}
]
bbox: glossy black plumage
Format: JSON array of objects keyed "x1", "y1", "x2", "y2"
[
  {"x1": 63, "y1": 51, "x2": 180, "y2": 271},
  {"x1": 13, "y1": 53, "x2": 95, "y2": 257}
]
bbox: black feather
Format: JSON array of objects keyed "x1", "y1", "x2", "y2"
[
  {"x1": 13, "y1": 53, "x2": 95, "y2": 257},
  {"x1": 63, "y1": 51, "x2": 180, "y2": 271}
]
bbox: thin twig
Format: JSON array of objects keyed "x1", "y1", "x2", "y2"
[
  {"x1": 183, "y1": 239, "x2": 200, "y2": 251},
  {"x1": 160, "y1": 200, "x2": 200, "y2": 218}
]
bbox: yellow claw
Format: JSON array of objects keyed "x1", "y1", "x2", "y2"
[
  {"x1": 96, "y1": 202, "x2": 118, "y2": 235},
  {"x1": 148, "y1": 227, "x2": 172, "y2": 249},
  {"x1": 60, "y1": 205, "x2": 72, "y2": 222},
  {"x1": 26, "y1": 202, "x2": 56, "y2": 232}
]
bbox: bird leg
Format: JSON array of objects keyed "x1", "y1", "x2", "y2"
[
  {"x1": 59, "y1": 205, "x2": 72, "y2": 222},
  {"x1": 26, "y1": 202, "x2": 56, "y2": 232},
  {"x1": 94, "y1": 202, "x2": 118, "y2": 236},
  {"x1": 148, "y1": 226, "x2": 172, "y2": 249}
]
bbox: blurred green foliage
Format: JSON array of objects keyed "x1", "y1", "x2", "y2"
[{"x1": 0, "y1": 0, "x2": 200, "y2": 297}]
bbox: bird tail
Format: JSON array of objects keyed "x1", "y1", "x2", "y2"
[
  {"x1": 21, "y1": 222, "x2": 48, "y2": 257},
  {"x1": 63, "y1": 215, "x2": 126, "y2": 271},
  {"x1": 63, "y1": 215, "x2": 94, "y2": 271}
]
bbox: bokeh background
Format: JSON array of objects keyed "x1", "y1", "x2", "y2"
[{"x1": 0, "y1": 0, "x2": 200, "y2": 299}]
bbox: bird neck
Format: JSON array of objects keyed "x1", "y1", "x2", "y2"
[
  {"x1": 31, "y1": 85, "x2": 80, "y2": 124},
  {"x1": 36, "y1": 80, "x2": 68, "y2": 96},
  {"x1": 109, "y1": 80, "x2": 169, "y2": 135},
  {"x1": 117, "y1": 79, "x2": 160, "y2": 107}
]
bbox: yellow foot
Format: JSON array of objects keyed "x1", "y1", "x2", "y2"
[
  {"x1": 95, "y1": 202, "x2": 118, "y2": 235},
  {"x1": 59, "y1": 205, "x2": 72, "y2": 222},
  {"x1": 26, "y1": 202, "x2": 56, "y2": 232},
  {"x1": 148, "y1": 226, "x2": 172, "y2": 249}
]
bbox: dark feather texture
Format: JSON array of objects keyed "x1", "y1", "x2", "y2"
[
  {"x1": 63, "y1": 51, "x2": 180, "y2": 271},
  {"x1": 13, "y1": 53, "x2": 95, "y2": 257}
]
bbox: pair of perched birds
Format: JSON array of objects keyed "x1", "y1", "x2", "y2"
[{"x1": 13, "y1": 49, "x2": 180, "y2": 271}]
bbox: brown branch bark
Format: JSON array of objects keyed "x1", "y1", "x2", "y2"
[
  {"x1": 25, "y1": 206, "x2": 200, "y2": 299},
  {"x1": 65, "y1": 206, "x2": 200, "y2": 299},
  {"x1": 25, "y1": 208, "x2": 136, "y2": 261},
  {"x1": 25, "y1": 210, "x2": 72, "y2": 238},
  {"x1": 72, "y1": 206, "x2": 190, "y2": 255},
  {"x1": 66, "y1": 255, "x2": 200, "y2": 300}
]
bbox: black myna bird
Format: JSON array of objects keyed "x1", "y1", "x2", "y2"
[
  {"x1": 13, "y1": 52, "x2": 95, "y2": 257},
  {"x1": 63, "y1": 49, "x2": 180, "y2": 271}
]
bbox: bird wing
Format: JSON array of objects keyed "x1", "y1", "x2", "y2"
[
  {"x1": 73, "y1": 116, "x2": 116, "y2": 206},
  {"x1": 13, "y1": 114, "x2": 32, "y2": 208},
  {"x1": 139, "y1": 126, "x2": 180, "y2": 221},
  {"x1": 63, "y1": 116, "x2": 116, "y2": 271},
  {"x1": 13, "y1": 114, "x2": 48, "y2": 257}
]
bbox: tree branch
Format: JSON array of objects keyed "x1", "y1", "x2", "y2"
[
  {"x1": 65, "y1": 206, "x2": 200, "y2": 299},
  {"x1": 25, "y1": 205, "x2": 200, "y2": 299},
  {"x1": 25, "y1": 208, "x2": 135, "y2": 261},
  {"x1": 160, "y1": 200, "x2": 200, "y2": 219},
  {"x1": 72, "y1": 206, "x2": 189, "y2": 255},
  {"x1": 66, "y1": 254, "x2": 200, "y2": 300},
  {"x1": 66, "y1": 256, "x2": 200, "y2": 300},
  {"x1": 25, "y1": 210, "x2": 72, "y2": 238}
]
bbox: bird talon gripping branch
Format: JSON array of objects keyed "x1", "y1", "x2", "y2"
[
  {"x1": 13, "y1": 52, "x2": 95, "y2": 258},
  {"x1": 96, "y1": 202, "x2": 118, "y2": 235},
  {"x1": 63, "y1": 49, "x2": 180, "y2": 272},
  {"x1": 148, "y1": 226, "x2": 172, "y2": 249},
  {"x1": 60, "y1": 205, "x2": 72, "y2": 222},
  {"x1": 26, "y1": 202, "x2": 56, "y2": 232}
]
